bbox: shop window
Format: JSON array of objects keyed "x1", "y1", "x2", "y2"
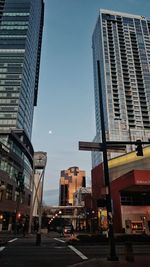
[
  {"x1": 121, "y1": 191, "x2": 150, "y2": 205},
  {"x1": 131, "y1": 221, "x2": 143, "y2": 233}
]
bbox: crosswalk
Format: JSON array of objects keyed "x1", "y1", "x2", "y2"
[{"x1": 0, "y1": 246, "x2": 5, "y2": 252}]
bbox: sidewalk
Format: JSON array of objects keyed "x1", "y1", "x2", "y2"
[{"x1": 69, "y1": 256, "x2": 150, "y2": 267}]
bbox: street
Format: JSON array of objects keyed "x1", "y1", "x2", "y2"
[
  {"x1": 0, "y1": 232, "x2": 150, "y2": 266},
  {"x1": 0, "y1": 232, "x2": 82, "y2": 267}
]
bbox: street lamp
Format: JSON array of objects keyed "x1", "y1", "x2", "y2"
[{"x1": 59, "y1": 210, "x2": 62, "y2": 215}]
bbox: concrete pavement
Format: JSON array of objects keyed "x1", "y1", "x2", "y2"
[{"x1": 69, "y1": 256, "x2": 150, "y2": 267}]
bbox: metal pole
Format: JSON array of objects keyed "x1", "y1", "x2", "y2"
[
  {"x1": 28, "y1": 169, "x2": 43, "y2": 233},
  {"x1": 38, "y1": 169, "x2": 45, "y2": 232},
  {"x1": 97, "y1": 60, "x2": 118, "y2": 261}
]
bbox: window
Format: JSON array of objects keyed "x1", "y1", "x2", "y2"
[
  {"x1": 6, "y1": 183, "x2": 13, "y2": 200},
  {"x1": 121, "y1": 191, "x2": 150, "y2": 205},
  {"x1": 0, "y1": 181, "x2": 5, "y2": 200},
  {"x1": 14, "y1": 190, "x2": 19, "y2": 202}
]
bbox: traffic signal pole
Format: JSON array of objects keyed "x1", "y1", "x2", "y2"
[
  {"x1": 79, "y1": 61, "x2": 150, "y2": 261},
  {"x1": 97, "y1": 60, "x2": 118, "y2": 261}
]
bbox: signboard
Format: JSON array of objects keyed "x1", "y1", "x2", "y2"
[
  {"x1": 79, "y1": 141, "x2": 103, "y2": 151},
  {"x1": 79, "y1": 141, "x2": 126, "y2": 152}
]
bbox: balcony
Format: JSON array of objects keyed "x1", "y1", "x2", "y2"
[
  {"x1": 112, "y1": 86, "x2": 118, "y2": 90},
  {"x1": 142, "y1": 109, "x2": 148, "y2": 113},
  {"x1": 112, "y1": 81, "x2": 118, "y2": 85},
  {"x1": 143, "y1": 117, "x2": 150, "y2": 122},
  {"x1": 111, "y1": 69, "x2": 116, "y2": 74},
  {"x1": 140, "y1": 103, "x2": 147, "y2": 107},
  {"x1": 127, "y1": 106, "x2": 134, "y2": 111}
]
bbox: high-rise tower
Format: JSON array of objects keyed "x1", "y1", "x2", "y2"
[
  {"x1": 0, "y1": 0, "x2": 44, "y2": 138},
  {"x1": 59, "y1": 167, "x2": 86, "y2": 206},
  {"x1": 92, "y1": 10, "x2": 150, "y2": 167},
  {"x1": 0, "y1": 0, "x2": 44, "y2": 228}
]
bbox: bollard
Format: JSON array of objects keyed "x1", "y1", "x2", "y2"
[
  {"x1": 124, "y1": 242, "x2": 134, "y2": 262},
  {"x1": 36, "y1": 233, "x2": 41, "y2": 246}
]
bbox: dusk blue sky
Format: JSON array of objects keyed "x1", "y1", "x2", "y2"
[{"x1": 32, "y1": 0, "x2": 150, "y2": 200}]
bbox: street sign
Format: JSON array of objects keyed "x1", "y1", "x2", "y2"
[
  {"x1": 106, "y1": 143, "x2": 126, "y2": 152},
  {"x1": 79, "y1": 140, "x2": 150, "y2": 153},
  {"x1": 79, "y1": 141, "x2": 103, "y2": 151},
  {"x1": 79, "y1": 141, "x2": 126, "y2": 152}
]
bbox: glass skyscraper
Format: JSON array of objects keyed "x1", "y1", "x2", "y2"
[
  {"x1": 0, "y1": 0, "x2": 44, "y2": 229},
  {"x1": 59, "y1": 167, "x2": 86, "y2": 206},
  {"x1": 92, "y1": 9, "x2": 150, "y2": 167},
  {"x1": 0, "y1": 0, "x2": 44, "y2": 138}
]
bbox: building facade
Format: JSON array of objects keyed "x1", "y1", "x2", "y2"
[
  {"x1": 92, "y1": 146, "x2": 150, "y2": 234},
  {"x1": 59, "y1": 167, "x2": 86, "y2": 206},
  {"x1": 92, "y1": 9, "x2": 150, "y2": 167},
  {"x1": 91, "y1": 9, "x2": 150, "y2": 234},
  {"x1": 0, "y1": 0, "x2": 44, "y2": 137},
  {"x1": 0, "y1": 0, "x2": 44, "y2": 231}
]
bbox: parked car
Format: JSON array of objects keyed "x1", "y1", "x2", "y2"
[{"x1": 63, "y1": 225, "x2": 73, "y2": 236}]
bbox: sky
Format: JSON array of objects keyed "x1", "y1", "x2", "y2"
[{"x1": 31, "y1": 0, "x2": 150, "y2": 199}]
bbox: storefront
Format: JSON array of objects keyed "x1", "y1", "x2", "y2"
[{"x1": 111, "y1": 169, "x2": 150, "y2": 233}]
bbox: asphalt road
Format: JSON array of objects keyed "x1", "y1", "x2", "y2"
[
  {"x1": 0, "y1": 233, "x2": 83, "y2": 267},
  {"x1": 0, "y1": 232, "x2": 150, "y2": 267}
]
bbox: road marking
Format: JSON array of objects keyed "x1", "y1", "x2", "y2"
[
  {"x1": 54, "y1": 238, "x2": 65, "y2": 243},
  {"x1": 0, "y1": 246, "x2": 5, "y2": 252},
  {"x1": 8, "y1": 238, "x2": 18, "y2": 243},
  {"x1": 68, "y1": 245, "x2": 88, "y2": 260}
]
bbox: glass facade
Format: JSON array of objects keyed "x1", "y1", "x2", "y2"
[
  {"x1": 59, "y1": 167, "x2": 86, "y2": 206},
  {"x1": 0, "y1": 0, "x2": 44, "y2": 220},
  {"x1": 92, "y1": 10, "x2": 150, "y2": 167},
  {"x1": 0, "y1": 0, "x2": 44, "y2": 139}
]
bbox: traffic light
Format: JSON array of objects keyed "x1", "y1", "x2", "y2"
[
  {"x1": 17, "y1": 212, "x2": 21, "y2": 220},
  {"x1": 135, "y1": 139, "x2": 143, "y2": 156}
]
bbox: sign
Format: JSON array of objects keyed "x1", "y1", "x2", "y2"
[
  {"x1": 136, "y1": 180, "x2": 150, "y2": 185},
  {"x1": 79, "y1": 141, "x2": 103, "y2": 151},
  {"x1": 79, "y1": 141, "x2": 126, "y2": 152}
]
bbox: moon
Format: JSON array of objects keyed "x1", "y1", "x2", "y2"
[{"x1": 48, "y1": 130, "x2": 52, "y2": 134}]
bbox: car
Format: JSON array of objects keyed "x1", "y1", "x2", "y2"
[{"x1": 63, "y1": 225, "x2": 73, "y2": 235}]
